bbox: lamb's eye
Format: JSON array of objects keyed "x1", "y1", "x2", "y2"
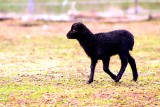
[{"x1": 73, "y1": 29, "x2": 77, "y2": 32}]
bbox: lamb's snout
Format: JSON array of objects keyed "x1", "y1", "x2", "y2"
[
  {"x1": 66, "y1": 30, "x2": 77, "y2": 39},
  {"x1": 66, "y1": 31, "x2": 71, "y2": 39}
]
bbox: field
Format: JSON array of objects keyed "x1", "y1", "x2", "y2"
[{"x1": 0, "y1": 20, "x2": 160, "y2": 106}]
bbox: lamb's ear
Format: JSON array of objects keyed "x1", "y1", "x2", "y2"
[
  {"x1": 77, "y1": 22, "x2": 86, "y2": 30},
  {"x1": 77, "y1": 22, "x2": 82, "y2": 24},
  {"x1": 77, "y1": 22, "x2": 84, "y2": 26}
]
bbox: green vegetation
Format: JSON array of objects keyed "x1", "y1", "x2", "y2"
[{"x1": 0, "y1": 20, "x2": 159, "y2": 106}]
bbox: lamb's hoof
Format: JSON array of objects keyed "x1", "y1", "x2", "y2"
[
  {"x1": 115, "y1": 79, "x2": 119, "y2": 82},
  {"x1": 133, "y1": 75, "x2": 138, "y2": 81},
  {"x1": 133, "y1": 78, "x2": 138, "y2": 82},
  {"x1": 87, "y1": 80, "x2": 93, "y2": 84},
  {"x1": 112, "y1": 75, "x2": 117, "y2": 80},
  {"x1": 115, "y1": 76, "x2": 121, "y2": 82}
]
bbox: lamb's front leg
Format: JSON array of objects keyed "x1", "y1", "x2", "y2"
[{"x1": 87, "y1": 59, "x2": 97, "y2": 84}]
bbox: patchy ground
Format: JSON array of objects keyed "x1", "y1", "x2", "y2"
[{"x1": 0, "y1": 20, "x2": 160, "y2": 106}]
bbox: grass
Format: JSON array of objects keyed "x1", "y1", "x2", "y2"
[{"x1": 0, "y1": 20, "x2": 160, "y2": 106}]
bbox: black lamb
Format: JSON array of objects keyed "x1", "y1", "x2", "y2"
[{"x1": 67, "y1": 22, "x2": 138, "y2": 84}]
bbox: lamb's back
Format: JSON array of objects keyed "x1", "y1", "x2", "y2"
[{"x1": 94, "y1": 30, "x2": 134, "y2": 54}]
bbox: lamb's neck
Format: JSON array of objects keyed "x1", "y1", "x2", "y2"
[
  {"x1": 77, "y1": 33, "x2": 95, "y2": 57},
  {"x1": 77, "y1": 33, "x2": 94, "y2": 45}
]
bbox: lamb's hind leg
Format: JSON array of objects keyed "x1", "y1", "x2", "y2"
[
  {"x1": 102, "y1": 57, "x2": 116, "y2": 80},
  {"x1": 128, "y1": 54, "x2": 138, "y2": 81},
  {"x1": 115, "y1": 52, "x2": 128, "y2": 82}
]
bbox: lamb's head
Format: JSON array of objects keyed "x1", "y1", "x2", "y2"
[{"x1": 67, "y1": 22, "x2": 90, "y2": 39}]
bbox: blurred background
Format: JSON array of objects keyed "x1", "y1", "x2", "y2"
[{"x1": 0, "y1": 0, "x2": 160, "y2": 22}]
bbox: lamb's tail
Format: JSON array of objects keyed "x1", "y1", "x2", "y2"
[
  {"x1": 129, "y1": 33, "x2": 134, "y2": 51},
  {"x1": 121, "y1": 29, "x2": 134, "y2": 51},
  {"x1": 129, "y1": 40, "x2": 134, "y2": 51}
]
